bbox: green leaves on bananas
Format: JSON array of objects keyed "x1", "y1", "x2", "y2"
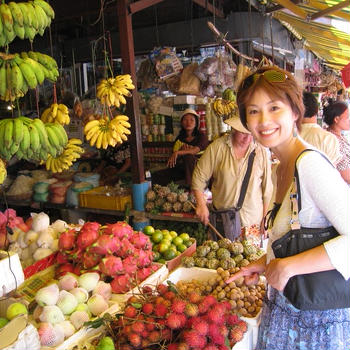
[
  {"x1": 0, "y1": 0, "x2": 55, "y2": 46},
  {"x1": 0, "y1": 51, "x2": 59, "y2": 101},
  {"x1": 0, "y1": 117, "x2": 68, "y2": 162}
]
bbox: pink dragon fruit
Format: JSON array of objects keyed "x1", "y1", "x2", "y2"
[
  {"x1": 82, "y1": 252, "x2": 101, "y2": 269},
  {"x1": 122, "y1": 256, "x2": 138, "y2": 275},
  {"x1": 119, "y1": 238, "x2": 135, "y2": 258},
  {"x1": 99, "y1": 255, "x2": 123, "y2": 276},
  {"x1": 110, "y1": 274, "x2": 132, "y2": 293},
  {"x1": 130, "y1": 232, "x2": 151, "y2": 250},
  {"x1": 56, "y1": 252, "x2": 69, "y2": 264},
  {"x1": 104, "y1": 221, "x2": 133, "y2": 239},
  {"x1": 134, "y1": 249, "x2": 154, "y2": 268},
  {"x1": 136, "y1": 267, "x2": 152, "y2": 282},
  {"x1": 55, "y1": 263, "x2": 75, "y2": 278},
  {"x1": 58, "y1": 230, "x2": 76, "y2": 251},
  {"x1": 76, "y1": 229, "x2": 99, "y2": 250},
  {"x1": 88, "y1": 235, "x2": 120, "y2": 255},
  {"x1": 81, "y1": 222, "x2": 100, "y2": 232}
]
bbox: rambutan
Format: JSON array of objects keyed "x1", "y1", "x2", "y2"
[
  {"x1": 142, "y1": 303, "x2": 154, "y2": 315},
  {"x1": 188, "y1": 291, "x2": 202, "y2": 304},
  {"x1": 127, "y1": 295, "x2": 141, "y2": 305},
  {"x1": 229, "y1": 327, "x2": 244, "y2": 343},
  {"x1": 207, "y1": 308, "x2": 224, "y2": 324},
  {"x1": 136, "y1": 314, "x2": 144, "y2": 321},
  {"x1": 166, "y1": 313, "x2": 186, "y2": 329},
  {"x1": 141, "y1": 339, "x2": 151, "y2": 348},
  {"x1": 203, "y1": 344, "x2": 219, "y2": 350},
  {"x1": 198, "y1": 301, "x2": 210, "y2": 314},
  {"x1": 145, "y1": 317, "x2": 156, "y2": 331},
  {"x1": 218, "y1": 325, "x2": 229, "y2": 337},
  {"x1": 177, "y1": 342, "x2": 190, "y2": 350},
  {"x1": 163, "y1": 299, "x2": 172, "y2": 308},
  {"x1": 123, "y1": 325, "x2": 132, "y2": 335},
  {"x1": 171, "y1": 298, "x2": 186, "y2": 314},
  {"x1": 120, "y1": 343, "x2": 133, "y2": 350},
  {"x1": 226, "y1": 314, "x2": 239, "y2": 326},
  {"x1": 163, "y1": 291, "x2": 176, "y2": 300},
  {"x1": 183, "y1": 330, "x2": 207, "y2": 348},
  {"x1": 142, "y1": 286, "x2": 153, "y2": 295},
  {"x1": 236, "y1": 320, "x2": 247, "y2": 333},
  {"x1": 156, "y1": 284, "x2": 168, "y2": 295},
  {"x1": 208, "y1": 324, "x2": 225, "y2": 345},
  {"x1": 202, "y1": 295, "x2": 217, "y2": 307},
  {"x1": 168, "y1": 343, "x2": 179, "y2": 350},
  {"x1": 186, "y1": 316, "x2": 201, "y2": 328},
  {"x1": 184, "y1": 303, "x2": 199, "y2": 317},
  {"x1": 156, "y1": 318, "x2": 166, "y2": 329},
  {"x1": 217, "y1": 345, "x2": 230, "y2": 350},
  {"x1": 195, "y1": 319, "x2": 209, "y2": 336},
  {"x1": 154, "y1": 303, "x2": 168, "y2": 317},
  {"x1": 124, "y1": 305, "x2": 137, "y2": 318},
  {"x1": 148, "y1": 330, "x2": 161, "y2": 343},
  {"x1": 131, "y1": 321, "x2": 145, "y2": 334},
  {"x1": 155, "y1": 296, "x2": 165, "y2": 304},
  {"x1": 128, "y1": 332, "x2": 141, "y2": 347},
  {"x1": 141, "y1": 330, "x2": 149, "y2": 338},
  {"x1": 220, "y1": 300, "x2": 232, "y2": 312},
  {"x1": 161, "y1": 328, "x2": 172, "y2": 340}
]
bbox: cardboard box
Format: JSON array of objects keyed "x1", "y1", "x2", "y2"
[
  {"x1": 0, "y1": 251, "x2": 24, "y2": 297},
  {"x1": 64, "y1": 119, "x2": 83, "y2": 141},
  {"x1": 158, "y1": 106, "x2": 174, "y2": 116},
  {"x1": 174, "y1": 95, "x2": 197, "y2": 105},
  {"x1": 166, "y1": 241, "x2": 196, "y2": 272}
]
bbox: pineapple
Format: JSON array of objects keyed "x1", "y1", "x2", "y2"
[
  {"x1": 157, "y1": 186, "x2": 171, "y2": 198},
  {"x1": 162, "y1": 202, "x2": 173, "y2": 212},
  {"x1": 146, "y1": 190, "x2": 156, "y2": 201},
  {"x1": 182, "y1": 201, "x2": 192, "y2": 212},
  {"x1": 173, "y1": 202, "x2": 183, "y2": 212},
  {"x1": 178, "y1": 192, "x2": 189, "y2": 203},
  {"x1": 166, "y1": 192, "x2": 178, "y2": 203},
  {"x1": 155, "y1": 198, "x2": 166, "y2": 207},
  {"x1": 145, "y1": 201, "x2": 155, "y2": 212}
]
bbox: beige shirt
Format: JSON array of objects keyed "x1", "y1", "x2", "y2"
[
  {"x1": 192, "y1": 134, "x2": 273, "y2": 227},
  {"x1": 299, "y1": 124, "x2": 341, "y2": 166}
]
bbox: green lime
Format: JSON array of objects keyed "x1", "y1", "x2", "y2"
[
  {"x1": 163, "y1": 249, "x2": 176, "y2": 260},
  {"x1": 161, "y1": 229, "x2": 170, "y2": 235},
  {"x1": 177, "y1": 243, "x2": 187, "y2": 253},
  {"x1": 158, "y1": 258, "x2": 166, "y2": 264},
  {"x1": 159, "y1": 243, "x2": 170, "y2": 254},
  {"x1": 153, "y1": 251, "x2": 161, "y2": 261},
  {"x1": 160, "y1": 238, "x2": 171, "y2": 246},
  {"x1": 172, "y1": 236, "x2": 183, "y2": 246},
  {"x1": 143, "y1": 225, "x2": 155, "y2": 235},
  {"x1": 175, "y1": 251, "x2": 181, "y2": 256},
  {"x1": 0, "y1": 318, "x2": 8, "y2": 328},
  {"x1": 169, "y1": 244, "x2": 177, "y2": 252},
  {"x1": 163, "y1": 233, "x2": 172, "y2": 241},
  {"x1": 152, "y1": 244, "x2": 160, "y2": 252},
  {"x1": 179, "y1": 233, "x2": 190, "y2": 242},
  {"x1": 169, "y1": 230, "x2": 178, "y2": 238},
  {"x1": 152, "y1": 231, "x2": 163, "y2": 243},
  {"x1": 184, "y1": 240, "x2": 193, "y2": 247}
]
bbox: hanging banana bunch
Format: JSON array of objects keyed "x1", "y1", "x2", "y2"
[
  {"x1": 0, "y1": 0, "x2": 55, "y2": 46},
  {"x1": 96, "y1": 74, "x2": 135, "y2": 108},
  {"x1": 45, "y1": 138, "x2": 84, "y2": 173},
  {"x1": 41, "y1": 103, "x2": 70, "y2": 125},
  {"x1": 212, "y1": 98, "x2": 237, "y2": 117},
  {"x1": 84, "y1": 115, "x2": 131, "y2": 149}
]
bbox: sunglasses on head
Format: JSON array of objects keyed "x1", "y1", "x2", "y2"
[{"x1": 242, "y1": 69, "x2": 288, "y2": 90}]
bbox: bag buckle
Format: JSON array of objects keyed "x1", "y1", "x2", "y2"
[{"x1": 290, "y1": 193, "x2": 298, "y2": 199}]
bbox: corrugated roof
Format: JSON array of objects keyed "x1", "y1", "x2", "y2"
[{"x1": 270, "y1": 0, "x2": 350, "y2": 70}]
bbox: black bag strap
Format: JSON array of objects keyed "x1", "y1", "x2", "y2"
[
  {"x1": 290, "y1": 149, "x2": 334, "y2": 230},
  {"x1": 236, "y1": 149, "x2": 256, "y2": 210}
]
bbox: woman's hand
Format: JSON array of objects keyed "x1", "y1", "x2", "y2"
[
  {"x1": 225, "y1": 256, "x2": 266, "y2": 285},
  {"x1": 167, "y1": 151, "x2": 179, "y2": 168},
  {"x1": 196, "y1": 203, "x2": 209, "y2": 225},
  {"x1": 265, "y1": 258, "x2": 292, "y2": 291}
]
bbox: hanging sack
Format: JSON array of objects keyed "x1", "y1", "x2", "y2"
[
  {"x1": 209, "y1": 150, "x2": 256, "y2": 241},
  {"x1": 271, "y1": 149, "x2": 350, "y2": 311}
]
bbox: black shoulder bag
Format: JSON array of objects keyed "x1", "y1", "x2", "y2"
[
  {"x1": 209, "y1": 150, "x2": 256, "y2": 241},
  {"x1": 271, "y1": 149, "x2": 350, "y2": 311}
]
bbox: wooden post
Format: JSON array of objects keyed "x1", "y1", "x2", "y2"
[{"x1": 117, "y1": 0, "x2": 145, "y2": 184}]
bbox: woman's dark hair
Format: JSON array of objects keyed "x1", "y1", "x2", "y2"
[
  {"x1": 178, "y1": 113, "x2": 200, "y2": 138},
  {"x1": 323, "y1": 101, "x2": 348, "y2": 126},
  {"x1": 303, "y1": 91, "x2": 318, "y2": 118},
  {"x1": 237, "y1": 66, "x2": 304, "y2": 130}
]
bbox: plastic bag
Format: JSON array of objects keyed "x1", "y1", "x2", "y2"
[{"x1": 178, "y1": 63, "x2": 201, "y2": 95}]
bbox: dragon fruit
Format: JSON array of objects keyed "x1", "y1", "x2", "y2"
[
  {"x1": 136, "y1": 267, "x2": 152, "y2": 282},
  {"x1": 81, "y1": 222, "x2": 100, "y2": 232},
  {"x1": 58, "y1": 229, "x2": 76, "y2": 251},
  {"x1": 56, "y1": 252, "x2": 69, "y2": 264},
  {"x1": 110, "y1": 274, "x2": 132, "y2": 294},
  {"x1": 122, "y1": 256, "x2": 138, "y2": 275},
  {"x1": 82, "y1": 251, "x2": 101, "y2": 269},
  {"x1": 55, "y1": 263, "x2": 75, "y2": 278},
  {"x1": 130, "y1": 232, "x2": 151, "y2": 250},
  {"x1": 88, "y1": 234, "x2": 120, "y2": 255},
  {"x1": 119, "y1": 238, "x2": 135, "y2": 258},
  {"x1": 76, "y1": 229, "x2": 99, "y2": 250},
  {"x1": 134, "y1": 249, "x2": 153, "y2": 268},
  {"x1": 104, "y1": 221, "x2": 133, "y2": 239},
  {"x1": 99, "y1": 255, "x2": 123, "y2": 276}
]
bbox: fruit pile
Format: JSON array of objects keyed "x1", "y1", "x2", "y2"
[
  {"x1": 34, "y1": 272, "x2": 113, "y2": 347},
  {"x1": 143, "y1": 225, "x2": 195, "y2": 264},
  {"x1": 145, "y1": 183, "x2": 194, "y2": 214},
  {"x1": 0, "y1": 116, "x2": 68, "y2": 162},
  {"x1": 0, "y1": 51, "x2": 59, "y2": 101},
  {"x1": 57, "y1": 221, "x2": 159, "y2": 293},
  {"x1": 182, "y1": 238, "x2": 264, "y2": 270},
  {"x1": 175, "y1": 267, "x2": 266, "y2": 318},
  {"x1": 103, "y1": 283, "x2": 248, "y2": 349}
]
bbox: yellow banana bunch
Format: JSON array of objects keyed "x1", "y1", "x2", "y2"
[
  {"x1": 0, "y1": 51, "x2": 59, "y2": 101},
  {"x1": 0, "y1": 159, "x2": 6, "y2": 185},
  {"x1": 41, "y1": 103, "x2": 70, "y2": 125},
  {"x1": 0, "y1": 0, "x2": 54, "y2": 46},
  {"x1": 173, "y1": 139, "x2": 184, "y2": 152},
  {"x1": 213, "y1": 98, "x2": 237, "y2": 117},
  {"x1": 84, "y1": 114, "x2": 131, "y2": 149},
  {"x1": 45, "y1": 138, "x2": 84, "y2": 173},
  {"x1": 96, "y1": 74, "x2": 135, "y2": 107}
]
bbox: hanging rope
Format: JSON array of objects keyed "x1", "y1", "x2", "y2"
[
  {"x1": 154, "y1": 5, "x2": 160, "y2": 47},
  {"x1": 248, "y1": 0, "x2": 253, "y2": 62},
  {"x1": 269, "y1": 15, "x2": 275, "y2": 64},
  {"x1": 48, "y1": 21, "x2": 57, "y2": 104}
]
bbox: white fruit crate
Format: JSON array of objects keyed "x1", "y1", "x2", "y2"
[
  {"x1": 167, "y1": 267, "x2": 262, "y2": 350},
  {"x1": 0, "y1": 251, "x2": 24, "y2": 297}
]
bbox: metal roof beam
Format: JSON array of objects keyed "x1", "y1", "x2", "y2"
[
  {"x1": 192, "y1": 0, "x2": 225, "y2": 18},
  {"x1": 309, "y1": 0, "x2": 349, "y2": 20},
  {"x1": 129, "y1": 0, "x2": 165, "y2": 15}
]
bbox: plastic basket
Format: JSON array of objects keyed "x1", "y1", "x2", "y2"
[
  {"x1": 23, "y1": 252, "x2": 57, "y2": 279},
  {"x1": 79, "y1": 186, "x2": 132, "y2": 211}
]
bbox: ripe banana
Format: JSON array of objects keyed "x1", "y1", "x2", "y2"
[{"x1": 40, "y1": 103, "x2": 70, "y2": 125}]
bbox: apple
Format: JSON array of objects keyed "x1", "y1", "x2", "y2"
[
  {"x1": 0, "y1": 317, "x2": 8, "y2": 328},
  {"x1": 6, "y1": 303, "x2": 28, "y2": 320}
]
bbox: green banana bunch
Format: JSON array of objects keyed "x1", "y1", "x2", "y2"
[
  {"x1": 0, "y1": 0, "x2": 55, "y2": 46},
  {"x1": 0, "y1": 51, "x2": 59, "y2": 101}
]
